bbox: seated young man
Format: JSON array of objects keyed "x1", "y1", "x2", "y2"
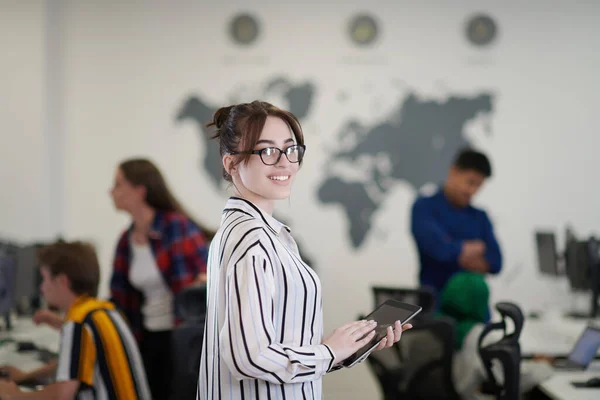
[
  {"x1": 0, "y1": 241, "x2": 151, "y2": 400},
  {"x1": 437, "y1": 272, "x2": 553, "y2": 400}
]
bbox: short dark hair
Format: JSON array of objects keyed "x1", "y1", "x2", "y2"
[
  {"x1": 208, "y1": 100, "x2": 305, "y2": 182},
  {"x1": 453, "y1": 148, "x2": 492, "y2": 178},
  {"x1": 37, "y1": 240, "x2": 100, "y2": 297}
]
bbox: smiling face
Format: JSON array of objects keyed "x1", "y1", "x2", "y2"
[{"x1": 224, "y1": 116, "x2": 301, "y2": 213}]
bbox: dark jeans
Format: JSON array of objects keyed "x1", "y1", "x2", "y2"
[{"x1": 141, "y1": 329, "x2": 172, "y2": 400}]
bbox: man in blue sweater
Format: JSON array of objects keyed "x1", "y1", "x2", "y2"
[{"x1": 411, "y1": 148, "x2": 502, "y2": 298}]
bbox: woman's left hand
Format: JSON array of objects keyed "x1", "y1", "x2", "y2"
[{"x1": 374, "y1": 321, "x2": 412, "y2": 351}]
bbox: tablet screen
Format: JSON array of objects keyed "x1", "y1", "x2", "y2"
[{"x1": 341, "y1": 300, "x2": 421, "y2": 367}]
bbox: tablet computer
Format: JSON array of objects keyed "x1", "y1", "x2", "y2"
[{"x1": 341, "y1": 299, "x2": 422, "y2": 368}]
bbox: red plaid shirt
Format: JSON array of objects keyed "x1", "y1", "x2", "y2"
[{"x1": 109, "y1": 210, "x2": 208, "y2": 342}]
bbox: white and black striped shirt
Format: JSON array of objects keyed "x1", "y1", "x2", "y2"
[{"x1": 198, "y1": 197, "x2": 336, "y2": 399}]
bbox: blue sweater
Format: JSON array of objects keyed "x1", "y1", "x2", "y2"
[{"x1": 411, "y1": 190, "x2": 502, "y2": 295}]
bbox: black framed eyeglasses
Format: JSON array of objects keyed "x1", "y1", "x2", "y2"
[{"x1": 230, "y1": 144, "x2": 306, "y2": 166}]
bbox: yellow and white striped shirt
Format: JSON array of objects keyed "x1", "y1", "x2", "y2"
[{"x1": 56, "y1": 296, "x2": 151, "y2": 400}]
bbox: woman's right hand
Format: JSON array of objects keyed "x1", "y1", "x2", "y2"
[{"x1": 322, "y1": 320, "x2": 377, "y2": 364}]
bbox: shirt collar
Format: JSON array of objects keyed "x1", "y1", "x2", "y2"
[
  {"x1": 437, "y1": 187, "x2": 474, "y2": 211},
  {"x1": 127, "y1": 210, "x2": 165, "y2": 239},
  {"x1": 224, "y1": 197, "x2": 290, "y2": 236},
  {"x1": 65, "y1": 294, "x2": 90, "y2": 320}
]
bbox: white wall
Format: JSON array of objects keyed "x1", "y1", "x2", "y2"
[
  {"x1": 0, "y1": 0, "x2": 54, "y2": 241},
  {"x1": 5, "y1": 1, "x2": 600, "y2": 398}
]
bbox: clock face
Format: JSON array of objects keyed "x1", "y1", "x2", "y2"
[
  {"x1": 348, "y1": 14, "x2": 379, "y2": 47},
  {"x1": 230, "y1": 14, "x2": 260, "y2": 46},
  {"x1": 466, "y1": 14, "x2": 498, "y2": 47}
]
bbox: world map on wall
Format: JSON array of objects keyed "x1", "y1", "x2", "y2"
[{"x1": 175, "y1": 76, "x2": 494, "y2": 248}]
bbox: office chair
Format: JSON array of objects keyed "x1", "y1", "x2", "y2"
[
  {"x1": 363, "y1": 316, "x2": 461, "y2": 400},
  {"x1": 478, "y1": 302, "x2": 524, "y2": 400},
  {"x1": 170, "y1": 285, "x2": 207, "y2": 400},
  {"x1": 371, "y1": 286, "x2": 436, "y2": 320}
]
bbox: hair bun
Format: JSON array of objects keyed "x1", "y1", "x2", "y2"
[{"x1": 212, "y1": 105, "x2": 235, "y2": 129}]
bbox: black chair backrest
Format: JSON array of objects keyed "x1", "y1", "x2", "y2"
[
  {"x1": 170, "y1": 318, "x2": 205, "y2": 400},
  {"x1": 170, "y1": 285, "x2": 207, "y2": 399},
  {"x1": 176, "y1": 284, "x2": 207, "y2": 322},
  {"x1": 169, "y1": 285, "x2": 207, "y2": 399},
  {"x1": 364, "y1": 316, "x2": 461, "y2": 400},
  {"x1": 478, "y1": 302, "x2": 524, "y2": 400},
  {"x1": 372, "y1": 286, "x2": 436, "y2": 319}
]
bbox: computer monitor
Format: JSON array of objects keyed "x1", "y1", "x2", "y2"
[
  {"x1": 0, "y1": 250, "x2": 17, "y2": 315},
  {"x1": 535, "y1": 231, "x2": 560, "y2": 276},
  {"x1": 586, "y1": 237, "x2": 600, "y2": 318},
  {"x1": 13, "y1": 245, "x2": 42, "y2": 315},
  {"x1": 564, "y1": 238, "x2": 590, "y2": 291}
]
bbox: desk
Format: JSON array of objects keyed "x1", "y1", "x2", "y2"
[
  {"x1": 0, "y1": 318, "x2": 59, "y2": 354},
  {"x1": 0, "y1": 317, "x2": 59, "y2": 370},
  {"x1": 0, "y1": 318, "x2": 60, "y2": 393},
  {"x1": 539, "y1": 363, "x2": 600, "y2": 400},
  {"x1": 0, "y1": 342, "x2": 46, "y2": 371},
  {"x1": 519, "y1": 310, "x2": 600, "y2": 356}
]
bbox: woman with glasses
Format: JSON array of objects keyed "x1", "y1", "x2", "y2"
[{"x1": 198, "y1": 101, "x2": 411, "y2": 399}]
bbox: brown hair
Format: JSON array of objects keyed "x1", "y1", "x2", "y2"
[
  {"x1": 37, "y1": 240, "x2": 100, "y2": 297},
  {"x1": 119, "y1": 158, "x2": 216, "y2": 239},
  {"x1": 208, "y1": 100, "x2": 305, "y2": 182}
]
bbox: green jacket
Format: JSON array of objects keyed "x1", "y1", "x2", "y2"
[{"x1": 437, "y1": 271, "x2": 490, "y2": 349}]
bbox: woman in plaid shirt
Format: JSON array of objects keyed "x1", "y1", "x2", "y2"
[{"x1": 109, "y1": 158, "x2": 212, "y2": 400}]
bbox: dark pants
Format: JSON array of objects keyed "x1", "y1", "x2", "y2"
[{"x1": 141, "y1": 329, "x2": 172, "y2": 400}]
